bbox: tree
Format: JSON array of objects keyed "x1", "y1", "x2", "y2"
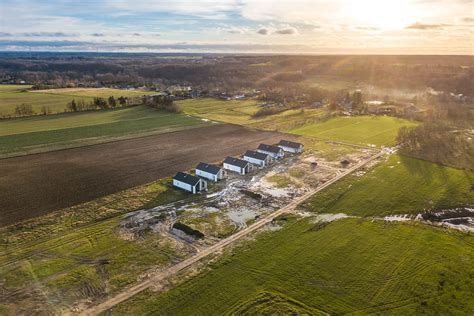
[
  {"x1": 67, "y1": 99, "x2": 78, "y2": 112},
  {"x1": 15, "y1": 103, "x2": 34, "y2": 116},
  {"x1": 108, "y1": 96, "x2": 117, "y2": 108},
  {"x1": 118, "y1": 96, "x2": 127, "y2": 107},
  {"x1": 40, "y1": 105, "x2": 51, "y2": 115},
  {"x1": 93, "y1": 97, "x2": 108, "y2": 110}
]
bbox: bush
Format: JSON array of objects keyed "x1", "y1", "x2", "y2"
[{"x1": 252, "y1": 106, "x2": 287, "y2": 118}]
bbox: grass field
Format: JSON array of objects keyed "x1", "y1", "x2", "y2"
[
  {"x1": 178, "y1": 98, "x2": 327, "y2": 130},
  {"x1": 0, "y1": 106, "x2": 208, "y2": 155},
  {"x1": 306, "y1": 154, "x2": 474, "y2": 217},
  {"x1": 0, "y1": 178, "x2": 196, "y2": 314},
  {"x1": 289, "y1": 116, "x2": 417, "y2": 146},
  {"x1": 0, "y1": 84, "x2": 33, "y2": 92},
  {"x1": 109, "y1": 218, "x2": 474, "y2": 315},
  {"x1": 0, "y1": 86, "x2": 153, "y2": 116}
]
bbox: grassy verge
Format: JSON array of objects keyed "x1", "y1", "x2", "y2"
[
  {"x1": 306, "y1": 154, "x2": 474, "y2": 217},
  {"x1": 107, "y1": 218, "x2": 473, "y2": 315}
]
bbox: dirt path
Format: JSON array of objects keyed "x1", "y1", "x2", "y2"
[
  {"x1": 80, "y1": 149, "x2": 387, "y2": 315},
  {"x1": 0, "y1": 124, "x2": 286, "y2": 226}
]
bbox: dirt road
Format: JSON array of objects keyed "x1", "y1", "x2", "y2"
[
  {"x1": 0, "y1": 124, "x2": 285, "y2": 226},
  {"x1": 81, "y1": 149, "x2": 387, "y2": 315}
]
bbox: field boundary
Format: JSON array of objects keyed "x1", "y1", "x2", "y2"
[{"x1": 0, "y1": 124, "x2": 207, "y2": 159}]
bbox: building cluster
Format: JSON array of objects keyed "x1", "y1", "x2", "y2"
[{"x1": 172, "y1": 140, "x2": 304, "y2": 194}]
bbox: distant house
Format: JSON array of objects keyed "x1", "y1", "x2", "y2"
[
  {"x1": 243, "y1": 150, "x2": 272, "y2": 167},
  {"x1": 278, "y1": 140, "x2": 304, "y2": 154},
  {"x1": 223, "y1": 157, "x2": 252, "y2": 175},
  {"x1": 257, "y1": 144, "x2": 284, "y2": 159},
  {"x1": 173, "y1": 172, "x2": 207, "y2": 194},
  {"x1": 195, "y1": 162, "x2": 225, "y2": 182}
]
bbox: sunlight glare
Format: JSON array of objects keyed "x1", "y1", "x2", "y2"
[{"x1": 348, "y1": 0, "x2": 416, "y2": 30}]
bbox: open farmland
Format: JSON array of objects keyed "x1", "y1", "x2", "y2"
[
  {"x1": 289, "y1": 116, "x2": 417, "y2": 146},
  {"x1": 0, "y1": 86, "x2": 153, "y2": 116},
  {"x1": 0, "y1": 124, "x2": 286, "y2": 226},
  {"x1": 109, "y1": 218, "x2": 474, "y2": 315},
  {"x1": 0, "y1": 106, "x2": 208, "y2": 156},
  {"x1": 178, "y1": 98, "x2": 326, "y2": 130},
  {"x1": 306, "y1": 154, "x2": 474, "y2": 217}
]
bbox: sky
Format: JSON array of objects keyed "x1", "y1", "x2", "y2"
[{"x1": 0, "y1": 0, "x2": 473, "y2": 54}]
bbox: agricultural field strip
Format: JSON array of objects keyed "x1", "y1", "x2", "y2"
[{"x1": 82, "y1": 148, "x2": 388, "y2": 315}]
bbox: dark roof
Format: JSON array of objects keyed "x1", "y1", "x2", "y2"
[
  {"x1": 173, "y1": 172, "x2": 201, "y2": 186},
  {"x1": 258, "y1": 144, "x2": 281, "y2": 154},
  {"x1": 196, "y1": 162, "x2": 221, "y2": 175},
  {"x1": 244, "y1": 150, "x2": 269, "y2": 161},
  {"x1": 224, "y1": 157, "x2": 249, "y2": 168},
  {"x1": 278, "y1": 140, "x2": 303, "y2": 149}
]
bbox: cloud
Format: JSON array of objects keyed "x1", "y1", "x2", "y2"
[
  {"x1": 256, "y1": 26, "x2": 298, "y2": 35},
  {"x1": 91, "y1": 33, "x2": 105, "y2": 37},
  {"x1": 23, "y1": 32, "x2": 75, "y2": 37},
  {"x1": 354, "y1": 26, "x2": 380, "y2": 31},
  {"x1": 274, "y1": 27, "x2": 298, "y2": 35},
  {"x1": 406, "y1": 22, "x2": 451, "y2": 30},
  {"x1": 133, "y1": 33, "x2": 141, "y2": 36},
  {"x1": 0, "y1": 32, "x2": 12, "y2": 37},
  {"x1": 462, "y1": 17, "x2": 474, "y2": 23}
]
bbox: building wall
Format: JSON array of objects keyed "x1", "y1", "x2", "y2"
[
  {"x1": 172, "y1": 179, "x2": 193, "y2": 193},
  {"x1": 196, "y1": 169, "x2": 218, "y2": 182},
  {"x1": 223, "y1": 163, "x2": 245, "y2": 175},
  {"x1": 257, "y1": 149, "x2": 284, "y2": 159},
  {"x1": 243, "y1": 156, "x2": 265, "y2": 167},
  {"x1": 278, "y1": 145, "x2": 303, "y2": 153}
]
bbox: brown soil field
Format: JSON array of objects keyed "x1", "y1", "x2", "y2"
[{"x1": 0, "y1": 124, "x2": 287, "y2": 227}]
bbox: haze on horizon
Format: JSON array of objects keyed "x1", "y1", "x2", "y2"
[{"x1": 0, "y1": 0, "x2": 473, "y2": 54}]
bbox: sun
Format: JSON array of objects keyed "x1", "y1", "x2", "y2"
[{"x1": 347, "y1": 0, "x2": 417, "y2": 30}]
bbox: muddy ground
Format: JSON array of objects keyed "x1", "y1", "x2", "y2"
[
  {"x1": 0, "y1": 124, "x2": 288, "y2": 226},
  {"x1": 119, "y1": 149, "x2": 373, "y2": 250}
]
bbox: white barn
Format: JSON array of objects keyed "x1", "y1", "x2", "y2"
[
  {"x1": 257, "y1": 144, "x2": 284, "y2": 159},
  {"x1": 195, "y1": 162, "x2": 225, "y2": 182},
  {"x1": 278, "y1": 140, "x2": 304, "y2": 153},
  {"x1": 172, "y1": 172, "x2": 207, "y2": 194},
  {"x1": 223, "y1": 157, "x2": 252, "y2": 175},
  {"x1": 243, "y1": 150, "x2": 272, "y2": 167}
]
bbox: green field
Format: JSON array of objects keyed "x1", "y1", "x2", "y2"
[
  {"x1": 289, "y1": 116, "x2": 417, "y2": 146},
  {"x1": 109, "y1": 218, "x2": 474, "y2": 315},
  {"x1": 0, "y1": 176, "x2": 203, "y2": 315},
  {"x1": 307, "y1": 154, "x2": 474, "y2": 217},
  {"x1": 0, "y1": 106, "x2": 208, "y2": 156},
  {"x1": 0, "y1": 84, "x2": 33, "y2": 92},
  {"x1": 178, "y1": 98, "x2": 326, "y2": 130},
  {"x1": 0, "y1": 86, "x2": 154, "y2": 116}
]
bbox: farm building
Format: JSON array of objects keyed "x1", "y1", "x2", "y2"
[
  {"x1": 278, "y1": 140, "x2": 304, "y2": 153},
  {"x1": 173, "y1": 172, "x2": 207, "y2": 194},
  {"x1": 243, "y1": 150, "x2": 272, "y2": 167},
  {"x1": 223, "y1": 157, "x2": 252, "y2": 175},
  {"x1": 257, "y1": 144, "x2": 284, "y2": 159},
  {"x1": 196, "y1": 162, "x2": 225, "y2": 182}
]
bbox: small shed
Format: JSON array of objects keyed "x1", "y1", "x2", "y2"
[
  {"x1": 278, "y1": 140, "x2": 304, "y2": 153},
  {"x1": 243, "y1": 150, "x2": 272, "y2": 167},
  {"x1": 223, "y1": 157, "x2": 252, "y2": 175},
  {"x1": 196, "y1": 162, "x2": 225, "y2": 182},
  {"x1": 173, "y1": 172, "x2": 207, "y2": 194},
  {"x1": 257, "y1": 144, "x2": 284, "y2": 159}
]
